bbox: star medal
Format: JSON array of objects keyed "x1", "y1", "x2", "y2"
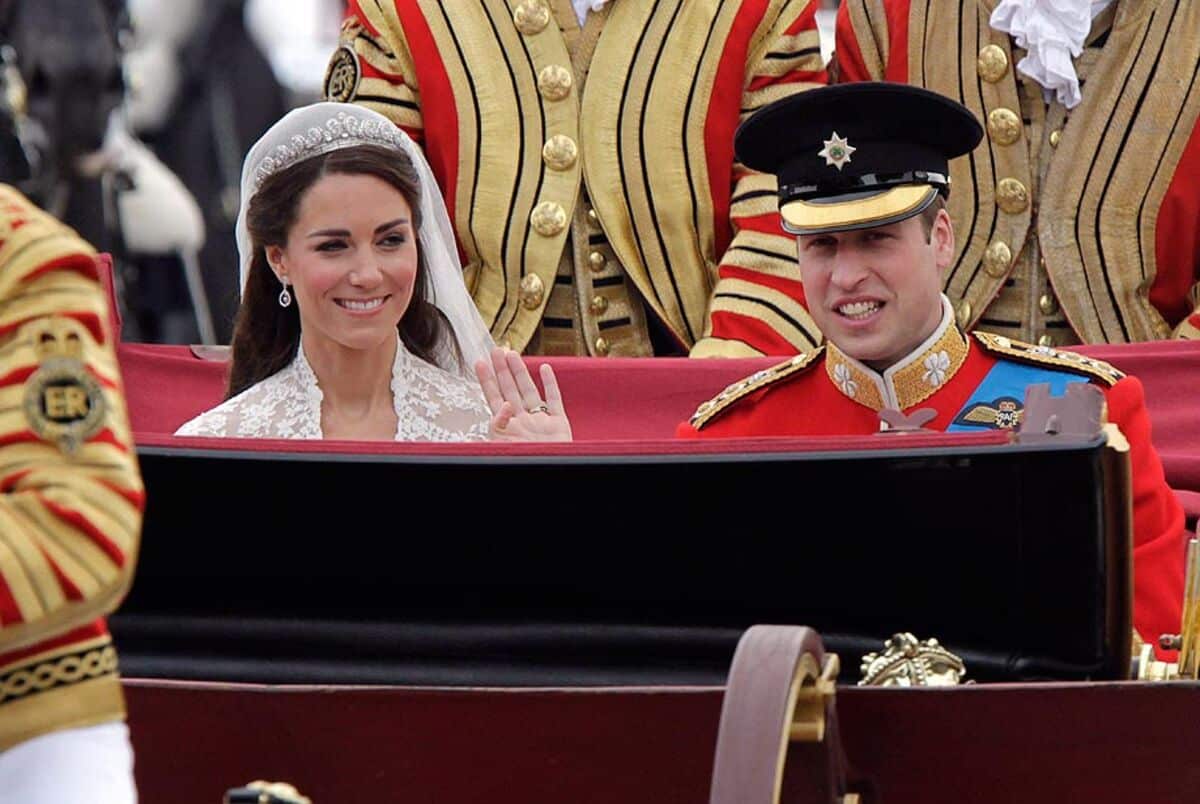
[{"x1": 818, "y1": 132, "x2": 856, "y2": 170}]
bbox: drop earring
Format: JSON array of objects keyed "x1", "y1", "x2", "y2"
[{"x1": 278, "y1": 278, "x2": 292, "y2": 308}]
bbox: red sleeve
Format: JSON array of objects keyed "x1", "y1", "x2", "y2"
[
  {"x1": 0, "y1": 188, "x2": 144, "y2": 654},
  {"x1": 1152, "y1": 113, "x2": 1200, "y2": 330},
  {"x1": 834, "y1": 0, "x2": 913, "y2": 84},
  {"x1": 1107, "y1": 376, "x2": 1186, "y2": 645},
  {"x1": 834, "y1": 1, "x2": 873, "y2": 82},
  {"x1": 692, "y1": 0, "x2": 827, "y2": 357}
]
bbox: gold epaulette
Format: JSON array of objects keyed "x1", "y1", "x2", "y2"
[
  {"x1": 972, "y1": 332, "x2": 1124, "y2": 387},
  {"x1": 689, "y1": 347, "x2": 825, "y2": 430}
]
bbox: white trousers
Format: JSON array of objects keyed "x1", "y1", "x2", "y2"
[{"x1": 0, "y1": 721, "x2": 137, "y2": 804}]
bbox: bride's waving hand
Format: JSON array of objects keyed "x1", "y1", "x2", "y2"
[{"x1": 475, "y1": 348, "x2": 571, "y2": 442}]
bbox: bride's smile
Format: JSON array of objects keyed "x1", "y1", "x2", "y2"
[
  {"x1": 335, "y1": 296, "x2": 390, "y2": 313},
  {"x1": 267, "y1": 171, "x2": 419, "y2": 356}
]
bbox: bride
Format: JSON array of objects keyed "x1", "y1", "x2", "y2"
[{"x1": 176, "y1": 102, "x2": 570, "y2": 441}]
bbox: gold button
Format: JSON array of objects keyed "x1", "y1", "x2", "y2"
[
  {"x1": 513, "y1": 0, "x2": 550, "y2": 35},
  {"x1": 519, "y1": 274, "x2": 545, "y2": 309},
  {"x1": 996, "y1": 177, "x2": 1029, "y2": 214},
  {"x1": 987, "y1": 108, "x2": 1022, "y2": 146},
  {"x1": 537, "y1": 65, "x2": 573, "y2": 101},
  {"x1": 594, "y1": 336, "x2": 610, "y2": 356},
  {"x1": 588, "y1": 250, "x2": 606, "y2": 272},
  {"x1": 977, "y1": 45, "x2": 1009, "y2": 82},
  {"x1": 1049, "y1": 129, "x2": 1062, "y2": 148},
  {"x1": 541, "y1": 134, "x2": 578, "y2": 171},
  {"x1": 498, "y1": 338, "x2": 512, "y2": 350},
  {"x1": 530, "y1": 201, "x2": 567, "y2": 236},
  {"x1": 956, "y1": 300, "x2": 972, "y2": 328},
  {"x1": 1037, "y1": 333, "x2": 1055, "y2": 348},
  {"x1": 586, "y1": 207, "x2": 599, "y2": 226},
  {"x1": 983, "y1": 240, "x2": 1013, "y2": 277},
  {"x1": 589, "y1": 294, "x2": 608, "y2": 315},
  {"x1": 1039, "y1": 293, "x2": 1058, "y2": 315}
]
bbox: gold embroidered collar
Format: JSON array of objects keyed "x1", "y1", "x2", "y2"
[{"x1": 824, "y1": 296, "x2": 970, "y2": 412}]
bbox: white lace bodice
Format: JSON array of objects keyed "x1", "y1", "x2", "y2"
[{"x1": 175, "y1": 338, "x2": 490, "y2": 441}]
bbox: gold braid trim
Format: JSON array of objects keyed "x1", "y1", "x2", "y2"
[
  {"x1": 584, "y1": 1, "x2": 803, "y2": 348},
  {"x1": 901, "y1": 0, "x2": 1200, "y2": 340},
  {"x1": 822, "y1": 349, "x2": 885, "y2": 411},
  {"x1": 415, "y1": 2, "x2": 580, "y2": 349},
  {"x1": 972, "y1": 332, "x2": 1124, "y2": 386},
  {"x1": 0, "y1": 634, "x2": 125, "y2": 751},
  {"x1": 690, "y1": 347, "x2": 824, "y2": 430},
  {"x1": 841, "y1": 0, "x2": 888, "y2": 78},
  {"x1": 705, "y1": 279, "x2": 821, "y2": 352},
  {"x1": 1038, "y1": 0, "x2": 1200, "y2": 342},
  {"x1": 1174, "y1": 316, "x2": 1200, "y2": 339},
  {"x1": 0, "y1": 674, "x2": 123, "y2": 753},
  {"x1": 690, "y1": 337, "x2": 765, "y2": 359},
  {"x1": 0, "y1": 637, "x2": 117, "y2": 703},
  {"x1": 0, "y1": 186, "x2": 141, "y2": 654},
  {"x1": 919, "y1": 1, "x2": 1030, "y2": 333},
  {"x1": 889, "y1": 322, "x2": 970, "y2": 410}
]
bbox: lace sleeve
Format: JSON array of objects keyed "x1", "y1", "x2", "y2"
[
  {"x1": 173, "y1": 369, "x2": 323, "y2": 439},
  {"x1": 174, "y1": 406, "x2": 234, "y2": 437}
]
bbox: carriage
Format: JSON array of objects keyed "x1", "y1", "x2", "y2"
[{"x1": 112, "y1": 297, "x2": 1200, "y2": 802}]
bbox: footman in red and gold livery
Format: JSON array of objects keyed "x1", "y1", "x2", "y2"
[
  {"x1": 328, "y1": 0, "x2": 828, "y2": 358},
  {"x1": 834, "y1": 0, "x2": 1200, "y2": 345},
  {"x1": 0, "y1": 186, "x2": 143, "y2": 803}
]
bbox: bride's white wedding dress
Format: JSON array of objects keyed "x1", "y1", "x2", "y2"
[{"x1": 176, "y1": 337, "x2": 489, "y2": 441}]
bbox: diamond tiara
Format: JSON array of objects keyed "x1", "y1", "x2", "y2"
[{"x1": 251, "y1": 111, "x2": 408, "y2": 190}]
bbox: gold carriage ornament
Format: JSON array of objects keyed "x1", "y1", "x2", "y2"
[
  {"x1": 858, "y1": 632, "x2": 968, "y2": 687},
  {"x1": 224, "y1": 781, "x2": 311, "y2": 804},
  {"x1": 1135, "y1": 537, "x2": 1200, "y2": 681}
]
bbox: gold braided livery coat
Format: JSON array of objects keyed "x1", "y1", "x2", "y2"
[
  {"x1": 0, "y1": 187, "x2": 143, "y2": 752},
  {"x1": 328, "y1": 0, "x2": 827, "y2": 357},
  {"x1": 836, "y1": 0, "x2": 1200, "y2": 344}
]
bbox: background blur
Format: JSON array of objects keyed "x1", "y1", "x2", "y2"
[{"x1": 0, "y1": 0, "x2": 836, "y2": 345}]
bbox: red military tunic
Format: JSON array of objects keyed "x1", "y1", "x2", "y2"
[{"x1": 678, "y1": 307, "x2": 1186, "y2": 644}]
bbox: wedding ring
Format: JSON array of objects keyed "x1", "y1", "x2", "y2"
[{"x1": 527, "y1": 403, "x2": 550, "y2": 415}]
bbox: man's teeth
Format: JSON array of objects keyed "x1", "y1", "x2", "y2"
[
  {"x1": 838, "y1": 301, "x2": 881, "y2": 319},
  {"x1": 338, "y1": 297, "x2": 385, "y2": 311}
]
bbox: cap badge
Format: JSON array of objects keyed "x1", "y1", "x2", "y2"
[{"x1": 818, "y1": 132, "x2": 856, "y2": 171}]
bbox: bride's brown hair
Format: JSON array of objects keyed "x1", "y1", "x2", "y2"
[{"x1": 226, "y1": 144, "x2": 458, "y2": 399}]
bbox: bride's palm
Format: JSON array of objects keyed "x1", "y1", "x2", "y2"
[{"x1": 475, "y1": 348, "x2": 572, "y2": 442}]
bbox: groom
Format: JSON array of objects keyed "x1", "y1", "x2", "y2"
[{"x1": 678, "y1": 82, "x2": 1187, "y2": 646}]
